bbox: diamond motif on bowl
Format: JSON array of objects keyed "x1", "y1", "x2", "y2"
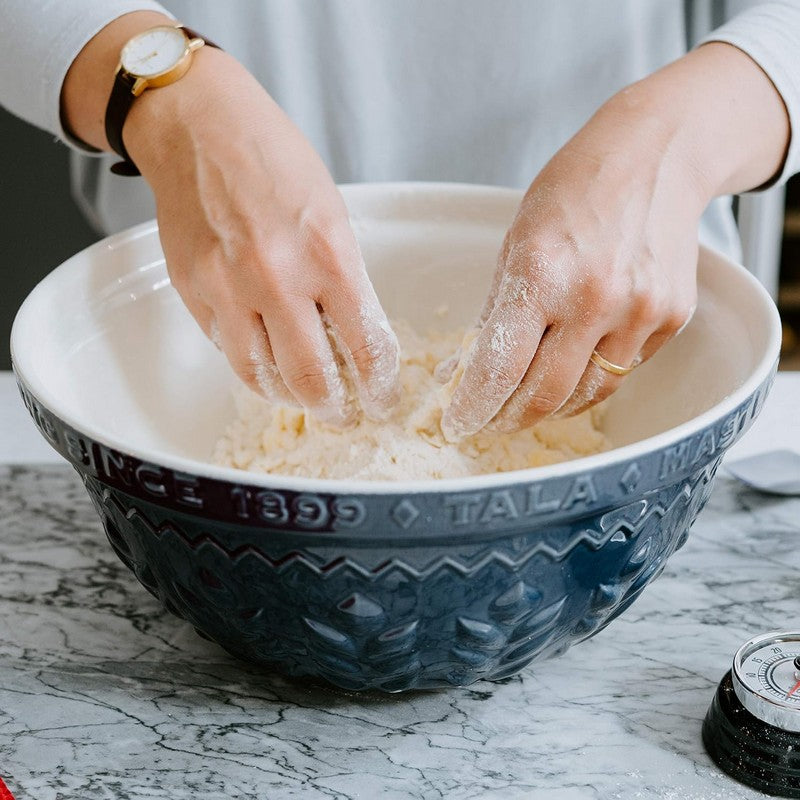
[
  {"x1": 391, "y1": 499, "x2": 420, "y2": 529},
  {"x1": 620, "y1": 462, "x2": 642, "y2": 493}
]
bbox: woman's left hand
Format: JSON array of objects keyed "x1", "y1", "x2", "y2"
[
  {"x1": 442, "y1": 42, "x2": 790, "y2": 442},
  {"x1": 440, "y1": 94, "x2": 701, "y2": 440}
]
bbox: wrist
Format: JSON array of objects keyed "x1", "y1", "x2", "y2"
[
  {"x1": 570, "y1": 83, "x2": 711, "y2": 219},
  {"x1": 124, "y1": 47, "x2": 300, "y2": 189},
  {"x1": 121, "y1": 43, "x2": 233, "y2": 178},
  {"x1": 601, "y1": 43, "x2": 789, "y2": 204},
  {"x1": 61, "y1": 10, "x2": 175, "y2": 151}
]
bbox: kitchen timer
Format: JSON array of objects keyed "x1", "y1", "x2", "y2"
[{"x1": 703, "y1": 631, "x2": 800, "y2": 797}]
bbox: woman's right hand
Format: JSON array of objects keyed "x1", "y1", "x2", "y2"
[{"x1": 120, "y1": 45, "x2": 400, "y2": 426}]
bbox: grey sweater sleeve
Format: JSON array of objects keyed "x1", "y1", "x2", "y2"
[
  {"x1": 700, "y1": 0, "x2": 800, "y2": 186},
  {"x1": 0, "y1": 0, "x2": 172, "y2": 152}
]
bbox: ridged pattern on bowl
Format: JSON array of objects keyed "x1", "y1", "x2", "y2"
[{"x1": 83, "y1": 460, "x2": 717, "y2": 691}]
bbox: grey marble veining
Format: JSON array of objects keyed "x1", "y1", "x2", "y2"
[{"x1": 1, "y1": 465, "x2": 797, "y2": 799}]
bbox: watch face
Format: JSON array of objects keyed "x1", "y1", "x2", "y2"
[{"x1": 121, "y1": 26, "x2": 188, "y2": 78}]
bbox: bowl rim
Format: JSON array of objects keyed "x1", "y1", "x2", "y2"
[{"x1": 11, "y1": 181, "x2": 782, "y2": 496}]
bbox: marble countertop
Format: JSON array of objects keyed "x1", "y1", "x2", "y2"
[{"x1": 1, "y1": 372, "x2": 799, "y2": 799}]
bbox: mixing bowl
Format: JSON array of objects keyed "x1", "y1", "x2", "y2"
[{"x1": 11, "y1": 183, "x2": 780, "y2": 692}]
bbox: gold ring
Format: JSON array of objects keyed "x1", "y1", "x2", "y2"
[{"x1": 590, "y1": 349, "x2": 641, "y2": 376}]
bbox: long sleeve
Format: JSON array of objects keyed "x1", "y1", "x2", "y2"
[
  {"x1": 700, "y1": 0, "x2": 800, "y2": 186},
  {"x1": 0, "y1": 0, "x2": 171, "y2": 152}
]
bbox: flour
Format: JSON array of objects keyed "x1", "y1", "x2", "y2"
[
  {"x1": 212, "y1": 321, "x2": 610, "y2": 481},
  {"x1": 209, "y1": 318, "x2": 222, "y2": 351},
  {"x1": 249, "y1": 338, "x2": 286, "y2": 405}
]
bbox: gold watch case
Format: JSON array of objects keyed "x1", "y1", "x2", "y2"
[{"x1": 117, "y1": 25, "x2": 205, "y2": 97}]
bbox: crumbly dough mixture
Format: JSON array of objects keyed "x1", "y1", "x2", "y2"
[{"x1": 212, "y1": 322, "x2": 610, "y2": 480}]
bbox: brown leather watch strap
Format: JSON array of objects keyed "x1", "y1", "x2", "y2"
[
  {"x1": 105, "y1": 70, "x2": 142, "y2": 175},
  {"x1": 105, "y1": 26, "x2": 220, "y2": 176}
]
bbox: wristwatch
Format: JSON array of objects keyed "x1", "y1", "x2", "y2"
[{"x1": 104, "y1": 24, "x2": 219, "y2": 176}]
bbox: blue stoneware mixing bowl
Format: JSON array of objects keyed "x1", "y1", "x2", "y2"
[{"x1": 11, "y1": 183, "x2": 781, "y2": 691}]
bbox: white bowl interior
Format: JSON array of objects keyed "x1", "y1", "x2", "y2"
[{"x1": 11, "y1": 183, "x2": 779, "y2": 472}]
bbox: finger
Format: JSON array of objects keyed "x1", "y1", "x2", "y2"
[
  {"x1": 434, "y1": 231, "x2": 511, "y2": 385},
  {"x1": 440, "y1": 277, "x2": 547, "y2": 441},
  {"x1": 484, "y1": 324, "x2": 602, "y2": 433},
  {"x1": 318, "y1": 284, "x2": 400, "y2": 421},
  {"x1": 556, "y1": 297, "x2": 695, "y2": 419},
  {"x1": 214, "y1": 307, "x2": 297, "y2": 405},
  {"x1": 675, "y1": 302, "x2": 697, "y2": 337},
  {"x1": 434, "y1": 347, "x2": 461, "y2": 384},
  {"x1": 477, "y1": 230, "x2": 513, "y2": 325},
  {"x1": 296, "y1": 211, "x2": 400, "y2": 420},
  {"x1": 556, "y1": 328, "x2": 650, "y2": 418},
  {"x1": 266, "y1": 299, "x2": 357, "y2": 427},
  {"x1": 209, "y1": 317, "x2": 223, "y2": 351},
  {"x1": 178, "y1": 292, "x2": 221, "y2": 350}
]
